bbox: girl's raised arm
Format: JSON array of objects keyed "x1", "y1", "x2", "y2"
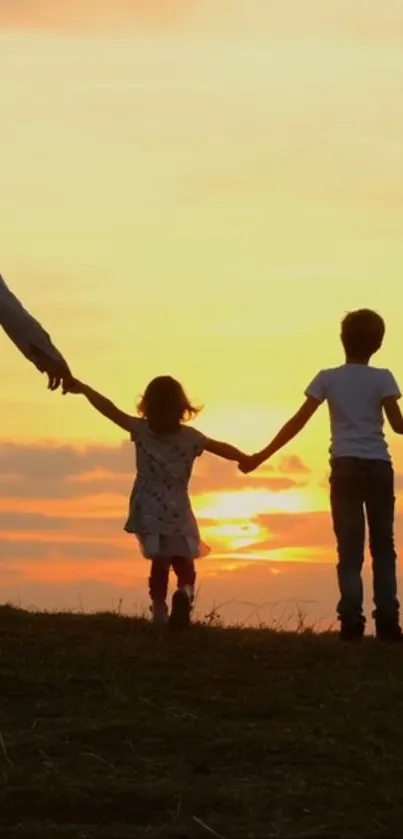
[{"x1": 67, "y1": 380, "x2": 134, "y2": 432}]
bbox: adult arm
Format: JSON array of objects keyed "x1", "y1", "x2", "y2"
[{"x1": 0, "y1": 273, "x2": 72, "y2": 390}]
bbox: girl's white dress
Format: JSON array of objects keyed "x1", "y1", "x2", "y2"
[{"x1": 124, "y1": 418, "x2": 210, "y2": 560}]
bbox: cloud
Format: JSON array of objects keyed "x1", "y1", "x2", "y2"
[
  {"x1": 189, "y1": 454, "x2": 308, "y2": 497},
  {"x1": 0, "y1": 537, "x2": 127, "y2": 562},
  {"x1": 1, "y1": 0, "x2": 402, "y2": 46},
  {"x1": 238, "y1": 506, "x2": 403, "y2": 559},
  {"x1": 0, "y1": 440, "x2": 133, "y2": 480},
  {"x1": 278, "y1": 455, "x2": 310, "y2": 475},
  {"x1": 0, "y1": 440, "x2": 310, "y2": 504},
  {"x1": 2, "y1": 439, "x2": 403, "y2": 570},
  {"x1": 0, "y1": 510, "x2": 68, "y2": 531},
  {"x1": 0, "y1": 440, "x2": 313, "y2": 571},
  {"x1": 244, "y1": 511, "x2": 333, "y2": 553},
  {"x1": 0, "y1": 0, "x2": 196, "y2": 32}
]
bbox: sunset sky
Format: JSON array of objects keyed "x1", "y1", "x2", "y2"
[{"x1": 1, "y1": 0, "x2": 403, "y2": 626}]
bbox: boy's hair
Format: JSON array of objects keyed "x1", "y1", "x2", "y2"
[
  {"x1": 341, "y1": 308, "x2": 385, "y2": 360},
  {"x1": 137, "y1": 375, "x2": 201, "y2": 433}
]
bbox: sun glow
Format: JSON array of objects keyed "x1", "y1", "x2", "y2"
[
  {"x1": 194, "y1": 487, "x2": 316, "y2": 520},
  {"x1": 202, "y1": 520, "x2": 262, "y2": 550}
]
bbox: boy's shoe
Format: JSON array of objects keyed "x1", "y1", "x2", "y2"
[
  {"x1": 339, "y1": 618, "x2": 365, "y2": 642},
  {"x1": 169, "y1": 588, "x2": 192, "y2": 631},
  {"x1": 150, "y1": 602, "x2": 169, "y2": 625},
  {"x1": 375, "y1": 621, "x2": 402, "y2": 643}
]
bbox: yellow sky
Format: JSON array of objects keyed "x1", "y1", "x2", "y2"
[
  {"x1": 1, "y1": 0, "x2": 403, "y2": 451},
  {"x1": 1, "y1": 1, "x2": 403, "y2": 622}
]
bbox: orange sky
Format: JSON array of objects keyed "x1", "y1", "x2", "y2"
[{"x1": 1, "y1": 0, "x2": 403, "y2": 626}]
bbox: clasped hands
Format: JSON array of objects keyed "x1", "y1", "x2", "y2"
[
  {"x1": 29, "y1": 345, "x2": 73, "y2": 392},
  {"x1": 237, "y1": 452, "x2": 263, "y2": 475}
]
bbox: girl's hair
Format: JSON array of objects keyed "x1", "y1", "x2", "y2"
[{"x1": 137, "y1": 376, "x2": 202, "y2": 433}]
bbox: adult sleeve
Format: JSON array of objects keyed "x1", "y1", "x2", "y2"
[
  {"x1": 304, "y1": 370, "x2": 327, "y2": 403},
  {"x1": 0, "y1": 274, "x2": 66, "y2": 370}
]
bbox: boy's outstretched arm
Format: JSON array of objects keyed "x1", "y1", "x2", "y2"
[
  {"x1": 204, "y1": 438, "x2": 246, "y2": 462},
  {"x1": 67, "y1": 380, "x2": 133, "y2": 432},
  {"x1": 240, "y1": 397, "x2": 320, "y2": 473}
]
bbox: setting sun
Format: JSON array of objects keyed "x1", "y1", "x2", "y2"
[{"x1": 194, "y1": 487, "x2": 324, "y2": 520}]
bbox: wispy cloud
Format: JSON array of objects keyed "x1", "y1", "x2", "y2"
[
  {"x1": 0, "y1": 0, "x2": 196, "y2": 32},
  {"x1": 243, "y1": 511, "x2": 333, "y2": 554},
  {"x1": 0, "y1": 441, "x2": 309, "y2": 503},
  {"x1": 1, "y1": 0, "x2": 402, "y2": 45},
  {"x1": 0, "y1": 438, "x2": 311, "y2": 547},
  {"x1": 0, "y1": 439, "x2": 401, "y2": 626},
  {"x1": 0, "y1": 536, "x2": 127, "y2": 562}
]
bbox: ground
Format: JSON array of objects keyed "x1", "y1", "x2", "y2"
[{"x1": 1, "y1": 605, "x2": 403, "y2": 838}]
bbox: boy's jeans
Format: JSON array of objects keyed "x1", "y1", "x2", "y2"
[{"x1": 330, "y1": 457, "x2": 399, "y2": 626}]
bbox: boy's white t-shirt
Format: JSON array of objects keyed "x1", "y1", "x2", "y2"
[{"x1": 305, "y1": 364, "x2": 401, "y2": 461}]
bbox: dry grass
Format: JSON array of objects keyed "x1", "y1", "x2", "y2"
[{"x1": 1, "y1": 604, "x2": 403, "y2": 838}]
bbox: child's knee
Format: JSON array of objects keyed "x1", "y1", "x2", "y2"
[
  {"x1": 149, "y1": 560, "x2": 169, "y2": 600},
  {"x1": 184, "y1": 560, "x2": 196, "y2": 586},
  {"x1": 173, "y1": 558, "x2": 196, "y2": 588}
]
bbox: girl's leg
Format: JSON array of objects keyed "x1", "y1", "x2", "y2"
[
  {"x1": 148, "y1": 559, "x2": 170, "y2": 623},
  {"x1": 170, "y1": 557, "x2": 196, "y2": 630},
  {"x1": 172, "y1": 557, "x2": 196, "y2": 600}
]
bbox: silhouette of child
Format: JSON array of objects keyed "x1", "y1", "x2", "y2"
[
  {"x1": 67, "y1": 375, "x2": 246, "y2": 629},
  {"x1": 239, "y1": 309, "x2": 403, "y2": 642}
]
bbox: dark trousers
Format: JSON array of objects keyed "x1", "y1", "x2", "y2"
[
  {"x1": 330, "y1": 457, "x2": 399, "y2": 625},
  {"x1": 149, "y1": 557, "x2": 196, "y2": 604}
]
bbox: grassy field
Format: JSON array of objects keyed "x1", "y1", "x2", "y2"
[{"x1": 1, "y1": 605, "x2": 403, "y2": 838}]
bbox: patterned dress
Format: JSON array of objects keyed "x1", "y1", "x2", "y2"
[{"x1": 124, "y1": 418, "x2": 210, "y2": 560}]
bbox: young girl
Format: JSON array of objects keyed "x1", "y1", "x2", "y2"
[{"x1": 67, "y1": 375, "x2": 246, "y2": 629}]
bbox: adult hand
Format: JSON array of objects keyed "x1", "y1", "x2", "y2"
[
  {"x1": 29, "y1": 345, "x2": 73, "y2": 391},
  {"x1": 46, "y1": 357, "x2": 74, "y2": 392}
]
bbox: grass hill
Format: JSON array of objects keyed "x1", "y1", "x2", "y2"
[{"x1": 1, "y1": 605, "x2": 403, "y2": 838}]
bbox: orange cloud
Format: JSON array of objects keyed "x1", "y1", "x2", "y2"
[
  {"x1": 0, "y1": 0, "x2": 197, "y2": 31},
  {"x1": 0, "y1": 440, "x2": 313, "y2": 567},
  {"x1": 0, "y1": 441, "x2": 310, "y2": 503},
  {"x1": 0, "y1": 536, "x2": 127, "y2": 562},
  {"x1": 248, "y1": 511, "x2": 333, "y2": 553},
  {"x1": 1, "y1": 438, "x2": 401, "y2": 628},
  {"x1": 2, "y1": 0, "x2": 401, "y2": 45}
]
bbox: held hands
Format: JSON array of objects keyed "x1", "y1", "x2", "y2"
[
  {"x1": 62, "y1": 377, "x2": 85, "y2": 395},
  {"x1": 237, "y1": 453, "x2": 263, "y2": 474},
  {"x1": 30, "y1": 345, "x2": 73, "y2": 392}
]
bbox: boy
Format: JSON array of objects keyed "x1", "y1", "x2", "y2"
[{"x1": 240, "y1": 309, "x2": 403, "y2": 641}]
